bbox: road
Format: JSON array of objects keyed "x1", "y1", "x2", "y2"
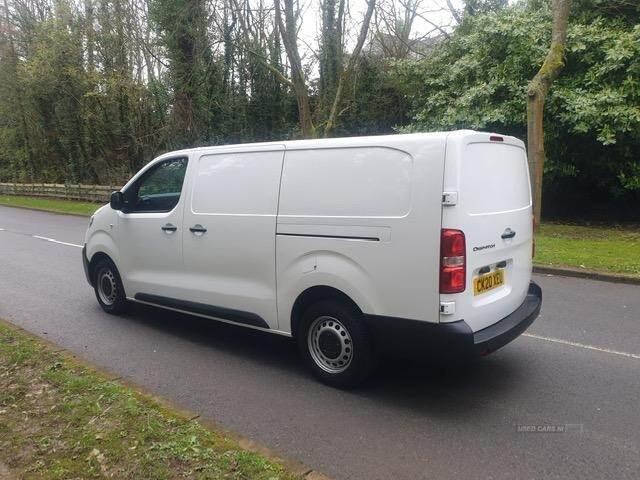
[{"x1": 1, "y1": 205, "x2": 639, "y2": 479}]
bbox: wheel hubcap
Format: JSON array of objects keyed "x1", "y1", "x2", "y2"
[
  {"x1": 307, "y1": 316, "x2": 353, "y2": 374},
  {"x1": 97, "y1": 268, "x2": 118, "y2": 306}
]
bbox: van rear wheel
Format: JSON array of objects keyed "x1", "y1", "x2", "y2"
[
  {"x1": 93, "y1": 258, "x2": 128, "y2": 315},
  {"x1": 298, "y1": 300, "x2": 375, "y2": 387}
]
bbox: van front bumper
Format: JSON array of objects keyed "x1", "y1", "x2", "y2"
[{"x1": 363, "y1": 281, "x2": 542, "y2": 358}]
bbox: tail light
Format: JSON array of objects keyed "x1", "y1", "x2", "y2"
[{"x1": 440, "y1": 229, "x2": 466, "y2": 293}]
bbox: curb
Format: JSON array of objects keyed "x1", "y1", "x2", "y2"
[
  {"x1": 533, "y1": 265, "x2": 640, "y2": 286},
  {"x1": 0, "y1": 317, "x2": 331, "y2": 480}
]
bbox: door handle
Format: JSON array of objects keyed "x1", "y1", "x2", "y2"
[
  {"x1": 501, "y1": 228, "x2": 516, "y2": 239},
  {"x1": 189, "y1": 224, "x2": 207, "y2": 235},
  {"x1": 161, "y1": 223, "x2": 177, "y2": 233}
]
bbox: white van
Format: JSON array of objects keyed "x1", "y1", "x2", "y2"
[{"x1": 83, "y1": 131, "x2": 542, "y2": 386}]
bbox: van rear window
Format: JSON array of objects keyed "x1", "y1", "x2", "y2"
[
  {"x1": 279, "y1": 147, "x2": 412, "y2": 217},
  {"x1": 462, "y1": 143, "x2": 531, "y2": 215}
]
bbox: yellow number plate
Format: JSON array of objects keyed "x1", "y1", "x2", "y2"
[{"x1": 473, "y1": 269, "x2": 505, "y2": 296}]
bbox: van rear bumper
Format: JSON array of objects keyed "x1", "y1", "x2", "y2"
[
  {"x1": 363, "y1": 281, "x2": 542, "y2": 358},
  {"x1": 472, "y1": 281, "x2": 542, "y2": 355}
]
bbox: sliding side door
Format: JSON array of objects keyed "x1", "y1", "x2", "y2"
[{"x1": 179, "y1": 147, "x2": 285, "y2": 330}]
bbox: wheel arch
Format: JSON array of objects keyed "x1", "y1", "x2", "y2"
[
  {"x1": 290, "y1": 285, "x2": 362, "y2": 338},
  {"x1": 87, "y1": 251, "x2": 118, "y2": 286}
]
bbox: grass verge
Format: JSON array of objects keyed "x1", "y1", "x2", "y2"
[
  {"x1": 0, "y1": 319, "x2": 302, "y2": 480},
  {"x1": 535, "y1": 222, "x2": 640, "y2": 278},
  {"x1": 0, "y1": 195, "x2": 101, "y2": 216}
]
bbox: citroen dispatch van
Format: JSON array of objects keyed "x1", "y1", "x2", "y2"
[{"x1": 83, "y1": 131, "x2": 542, "y2": 386}]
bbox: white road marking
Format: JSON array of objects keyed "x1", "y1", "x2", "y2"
[
  {"x1": 1, "y1": 227, "x2": 82, "y2": 247},
  {"x1": 32, "y1": 235, "x2": 82, "y2": 248},
  {"x1": 523, "y1": 333, "x2": 640, "y2": 360}
]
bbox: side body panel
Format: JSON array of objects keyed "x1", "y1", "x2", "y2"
[
  {"x1": 276, "y1": 135, "x2": 447, "y2": 333},
  {"x1": 178, "y1": 146, "x2": 285, "y2": 330},
  {"x1": 116, "y1": 209, "x2": 184, "y2": 298}
]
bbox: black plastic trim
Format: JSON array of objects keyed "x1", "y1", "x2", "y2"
[
  {"x1": 277, "y1": 233, "x2": 379, "y2": 242},
  {"x1": 82, "y1": 245, "x2": 93, "y2": 286},
  {"x1": 134, "y1": 293, "x2": 270, "y2": 329},
  {"x1": 472, "y1": 281, "x2": 542, "y2": 354},
  {"x1": 362, "y1": 281, "x2": 542, "y2": 358},
  {"x1": 362, "y1": 314, "x2": 473, "y2": 358}
]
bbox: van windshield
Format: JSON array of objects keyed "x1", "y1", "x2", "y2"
[{"x1": 462, "y1": 143, "x2": 531, "y2": 215}]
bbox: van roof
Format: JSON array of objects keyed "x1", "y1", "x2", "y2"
[
  {"x1": 155, "y1": 131, "x2": 461, "y2": 159},
  {"x1": 153, "y1": 130, "x2": 524, "y2": 161}
]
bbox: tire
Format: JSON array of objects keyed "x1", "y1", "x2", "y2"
[
  {"x1": 93, "y1": 258, "x2": 128, "y2": 314},
  {"x1": 297, "y1": 300, "x2": 376, "y2": 387}
]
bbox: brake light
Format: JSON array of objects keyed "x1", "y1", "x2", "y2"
[{"x1": 440, "y1": 229, "x2": 466, "y2": 293}]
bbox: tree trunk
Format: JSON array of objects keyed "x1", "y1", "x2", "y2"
[
  {"x1": 275, "y1": 0, "x2": 316, "y2": 137},
  {"x1": 527, "y1": 0, "x2": 572, "y2": 225},
  {"x1": 319, "y1": 0, "x2": 345, "y2": 108},
  {"x1": 323, "y1": 0, "x2": 375, "y2": 137}
]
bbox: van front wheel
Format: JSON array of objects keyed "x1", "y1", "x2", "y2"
[
  {"x1": 93, "y1": 258, "x2": 128, "y2": 315},
  {"x1": 298, "y1": 301, "x2": 375, "y2": 387}
]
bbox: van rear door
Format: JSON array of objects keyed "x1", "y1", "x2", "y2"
[{"x1": 441, "y1": 131, "x2": 533, "y2": 332}]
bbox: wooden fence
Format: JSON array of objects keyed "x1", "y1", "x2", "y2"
[{"x1": 0, "y1": 183, "x2": 122, "y2": 203}]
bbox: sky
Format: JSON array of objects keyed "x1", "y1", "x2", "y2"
[{"x1": 295, "y1": 0, "x2": 465, "y2": 55}]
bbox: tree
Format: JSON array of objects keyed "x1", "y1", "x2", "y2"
[
  {"x1": 151, "y1": 0, "x2": 223, "y2": 145},
  {"x1": 527, "y1": 0, "x2": 572, "y2": 224},
  {"x1": 273, "y1": 0, "x2": 317, "y2": 137},
  {"x1": 319, "y1": 0, "x2": 345, "y2": 104},
  {"x1": 323, "y1": 0, "x2": 376, "y2": 136},
  {"x1": 373, "y1": 0, "x2": 437, "y2": 59},
  {"x1": 226, "y1": 0, "x2": 296, "y2": 141},
  {"x1": 274, "y1": 0, "x2": 376, "y2": 137},
  {"x1": 394, "y1": 1, "x2": 640, "y2": 220},
  {"x1": 446, "y1": 0, "x2": 507, "y2": 23}
]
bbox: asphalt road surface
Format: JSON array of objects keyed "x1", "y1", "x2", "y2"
[{"x1": 1, "y1": 205, "x2": 639, "y2": 480}]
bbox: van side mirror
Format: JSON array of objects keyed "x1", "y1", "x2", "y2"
[{"x1": 110, "y1": 191, "x2": 124, "y2": 211}]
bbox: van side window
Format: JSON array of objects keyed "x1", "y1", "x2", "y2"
[{"x1": 128, "y1": 157, "x2": 188, "y2": 213}]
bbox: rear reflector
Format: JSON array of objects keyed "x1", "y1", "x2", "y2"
[
  {"x1": 440, "y1": 229, "x2": 466, "y2": 294},
  {"x1": 532, "y1": 215, "x2": 537, "y2": 258}
]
